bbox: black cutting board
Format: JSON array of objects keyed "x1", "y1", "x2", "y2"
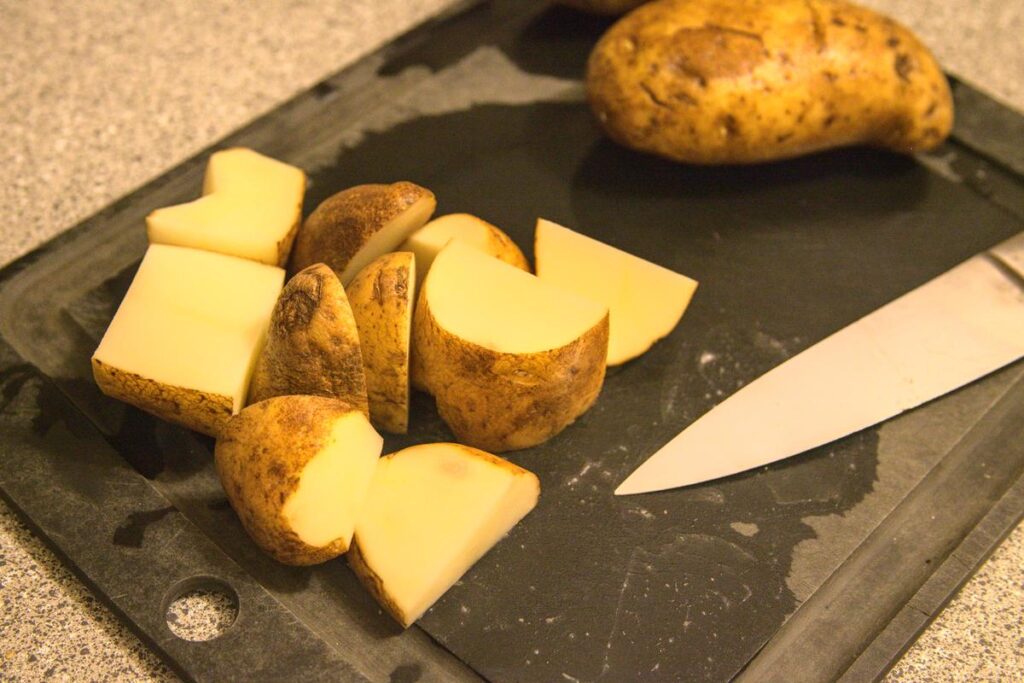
[{"x1": 1, "y1": 1, "x2": 1022, "y2": 681}]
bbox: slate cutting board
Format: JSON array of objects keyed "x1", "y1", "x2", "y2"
[{"x1": 1, "y1": 1, "x2": 1022, "y2": 681}]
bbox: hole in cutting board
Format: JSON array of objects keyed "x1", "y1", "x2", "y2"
[{"x1": 163, "y1": 576, "x2": 239, "y2": 641}]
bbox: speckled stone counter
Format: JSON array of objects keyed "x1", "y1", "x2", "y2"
[{"x1": 1, "y1": 1, "x2": 1021, "y2": 680}]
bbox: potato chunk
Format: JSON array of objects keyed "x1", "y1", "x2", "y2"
[
  {"x1": 215, "y1": 396, "x2": 383, "y2": 565},
  {"x1": 412, "y1": 241, "x2": 609, "y2": 451},
  {"x1": 248, "y1": 263, "x2": 369, "y2": 415},
  {"x1": 346, "y1": 253, "x2": 416, "y2": 433},
  {"x1": 290, "y1": 182, "x2": 435, "y2": 284},
  {"x1": 399, "y1": 213, "x2": 529, "y2": 281},
  {"x1": 535, "y1": 219, "x2": 697, "y2": 365},
  {"x1": 92, "y1": 244, "x2": 283, "y2": 437},
  {"x1": 349, "y1": 443, "x2": 539, "y2": 627},
  {"x1": 147, "y1": 148, "x2": 306, "y2": 266}
]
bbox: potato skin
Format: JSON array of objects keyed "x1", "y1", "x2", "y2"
[
  {"x1": 248, "y1": 263, "x2": 369, "y2": 416},
  {"x1": 346, "y1": 253, "x2": 415, "y2": 434},
  {"x1": 412, "y1": 295, "x2": 609, "y2": 452},
  {"x1": 214, "y1": 395, "x2": 361, "y2": 565},
  {"x1": 289, "y1": 182, "x2": 435, "y2": 277},
  {"x1": 586, "y1": 0, "x2": 953, "y2": 164},
  {"x1": 92, "y1": 358, "x2": 232, "y2": 437}
]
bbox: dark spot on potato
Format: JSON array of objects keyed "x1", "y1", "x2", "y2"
[
  {"x1": 394, "y1": 268, "x2": 409, "y2": 298},
  {"x1": 831, "y1": 16, "x2": 846, "y2": 27},
  {"x1": 823, "y1": 114, "x2": 836, "y2": 128},
  {"x1": 803, "y1": 0, "x2": 826, "y2": 52},
  {"x1": 277, "y1": 287, "x2": 321, "y2": 333},
  {"x1": 925, "y1": 101, "x2": 938, "y2": 116},
  {"x1": 854, "y1": 24, "x2": 868, "y2": 33},
  {"x1": 824, "y1": 71, "x2": 838, "y2": 83},
  {"x1": 719, "y1": 114, "x2": 740, "y2": 138},
  {"x1": 776, "y1": 132, "x2": 794, "y2": 143},
  {"x1": 640, "y1": 82, "x2": 672, "y2": 110},
  {"x1": 372, "y1": 269, "x2": 386, "y2": 305},
  {"x1": 269, "y1": 462, "x2": 286, "y2": 481},
  {"x1": 894, "y1": 53, "x2": 913, "y2": 82},
  {"x1": 886, "y1": 36, "x2": 900, "y2": 48}
]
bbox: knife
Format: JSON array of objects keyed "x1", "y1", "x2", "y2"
[{"x1": 616, "y1": 232, "x2": 1024, "y2": 496}]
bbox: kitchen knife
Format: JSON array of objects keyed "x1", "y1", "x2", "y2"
[{"x1": 616, "y1": 232, "x2": 1024, "y2": 496}]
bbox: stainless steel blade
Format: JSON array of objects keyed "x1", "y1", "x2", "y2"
[{"x1": 616, "y1": 232, "x2": 1024, "y2": 496}]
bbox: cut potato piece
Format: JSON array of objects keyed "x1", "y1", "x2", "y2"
[
  {"x1": 147, "y1": 148, "x2": 306, "y2": 266},
  {"x1": 535, "y1": 219, "x2": 698, "y2": 365},
  {"x1": 399, "y1": 213, "x2": 529, "y2": 280},
  {"x1": 290, "y1": 182, "x2": 435, "y2": 284},
  {"x1": 92, "y1": 244, "x2": 284, "y2": 437},
  {"x1": 412, "y1": 241, "x2": 609, "y2": 451},
  {"x1": 248, "y1": 263, "x2": 369, "y2": 415},
  {"x1": 216, "y1": 396, "x2": 383, "y2": 565},
  {"x1": 346, "y1": 253, "x2": 415, "y2": 433},
  {"x1": 349, "y1": 443, "x2": 539, "y2": 627}
]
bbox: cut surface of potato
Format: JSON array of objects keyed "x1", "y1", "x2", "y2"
[
  {"x1": 349, "y1": 443, "x2": 539, "y2": 627},
  {"x1": 92, "y1": 244, "x2": 284, "y2": 436},
  {"x1": 147, "y1": 148, "x2": 306, "y2": 266},
  {"x1": 399, "y1": 213, "x2": 529, "y2": 280},
  {"x1": 290, "y1": 182, "x2": 435, "y2": 285},
  {"x1": 346, "y1": 253, "x2": 415, "y2": 433},
  {"x1": 216, "y1": 396, "x2": 383, "y2": 565},
  {"x1": 425, "y1": 241, "x2": 605, "y2": 354},
  {"x1": 248, "y1": 263, "x2": 369, "y2": 415},
  {"x1": 412, "y1": 241, "x2": 609, "y2": 451},
  {"x1": 535, "y1": 219, "x2": 698, "y2": 365}
]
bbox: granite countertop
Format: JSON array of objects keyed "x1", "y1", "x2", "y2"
[{"x1": 1, "y1": 0, "x2": 1021, "y2": 680}]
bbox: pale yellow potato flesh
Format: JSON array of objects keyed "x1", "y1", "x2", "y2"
[
  {"x1": 399, "y1": 213, "x2": 529, "y2": 280},
  {"x1": 215, "y1": 395, "x2": 383, "y2": 565},
  {"x1": 281, "y1": 412, "x2": 383, "y2": 548},
  {"x1": 346, "y1": 253, "x2": 415, "y2": 433},
  {"x1": 425, "y1": 241, "x2": 606, "y2": 354},
  {"x1": 147, "y1": 148, "x2": 306, "y2": 266},
  {"x1": 535, "y1": 219, "x2": 698, "y2": 365},
  {"x1": 349, "y1": 443, "x2": 539, "y2": 627},
  {"x1": 92, "y1": 244, "x2": 284, "y2": 436}
]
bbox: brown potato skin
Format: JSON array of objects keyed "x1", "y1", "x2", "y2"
[
  {"x1": 412, "y1": 295, "x2": 609, "y2": 453},
  {"x1": 346, "y1": 253, "x2": 415, "y2": 434},
  {"x1": 586, "y1": 0, "x2": 953, "y2": 164},
  {"x1": 214, "y1": 395, "x2": 361, "y2": 565},
  {"x1": 92, "y1": 358, "x2": 232, "y2": 437},
  {"x1": 248, "y1": 264, "x2": 369, "y2": 415},
  {"x1": 289, "y1": 182, "x2": 435, "y2": 276}
]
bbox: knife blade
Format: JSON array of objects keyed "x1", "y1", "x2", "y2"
[{"x1": 615, "y1": 232, "x2": 1024, "y2": 496}]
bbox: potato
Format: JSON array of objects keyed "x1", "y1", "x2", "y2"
[
  {"x1": 586, "y1": 0, "x2": 954, "y2": 164},
  {"x1": 557, "y1": 0, "x2": 649, "y2": 16},
  {"x1": 215, "y1": 395, "x2": 383, "y2": 566},
  {"x1": 147, "y1": 148, "x2": 306, "y2": 267},
  {"x1": 248, "y1": 263, "x2": 369, "y2": 416},
  {"x1": 412, "y1": 241, "x2": 609, "y2": 452},
  {"x1": 400, "y1": 213, "x2": 530, "y2": 281},
  {"x1": 92, "y1": 244, "x2": 284, "y2": 437},
  {"x1": 346, "y1": 253, "x2": 416, "y2": 434},
  {"x1": 535, "y1": 219, "x2": 697, "y2": 365},
  {"x1": 348, "y1": 442, "x2": 539, "y2": 627},
  {"x1": 290, "y1": 182, "x2": 435, "y2": 284}
]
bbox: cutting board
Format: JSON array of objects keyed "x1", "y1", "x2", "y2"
[{"x1": 1, "y1": 1, "x2": 1023, "y2": 681}]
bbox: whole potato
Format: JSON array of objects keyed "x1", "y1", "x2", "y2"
[{"x1": 586, "y1": 0, "x2": 953, "y2": 164}]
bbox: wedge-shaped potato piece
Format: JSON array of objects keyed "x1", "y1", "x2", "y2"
[
  {"x1": 346, "y1": 253, "x2": 415, "y2": 434},
  {"x1": 147, "y1": 148, "x2": 306, "y2": 266},
  {"x1": 290, "y1": 182, "x2": 435, "y2": 284},
  {"x1": 399, "y1": 213, "x2": 529, "y2": 281},
  {"x1": 248, "y1": 264, "x2": 369, "y2": 415},
  {"x1": 92, "y1": 244, "x2": 283, "y2": 437},
  {"x1": 412, "y1": 242, "x2": 609, "y2": 451},
  {"x1": 216, "y1": 396, "x2": 383, "y2": 565},
  {"x1": 349, "y1": 443, "x2": 539, "y2": 627},
  {"x1": 535, "y1": 219, "x2": 698, "y2": 365}
]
